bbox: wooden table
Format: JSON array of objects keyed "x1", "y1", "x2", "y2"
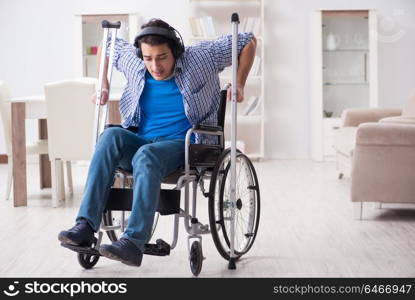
[{"x1": 11, "y1": 95, "x2": 121, "y2": 207}]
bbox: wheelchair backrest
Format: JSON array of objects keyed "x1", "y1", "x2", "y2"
[{"x1": 217, "y1": 89, "x2": 227, "y2": 144}]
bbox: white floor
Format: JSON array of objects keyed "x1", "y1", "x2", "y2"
[{"x1": 1, "y1": 159, "x2": 415, "y2": 278}]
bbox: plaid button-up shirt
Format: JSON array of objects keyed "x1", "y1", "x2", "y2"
[{"x1": 107, "y1": 32, "x2": 254, "y2": 144}]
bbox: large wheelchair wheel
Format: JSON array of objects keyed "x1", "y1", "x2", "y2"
[
  {"x1": 102, "y1": 210, "x2": 159, "y2": 242},
  {"x1": 208, "y1": 148, "x2": 260, "y2": 261}
]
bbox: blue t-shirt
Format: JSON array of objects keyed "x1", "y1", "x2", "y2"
[{"x1": 138, "y1": 71, "x2": 192, "y2": 141}]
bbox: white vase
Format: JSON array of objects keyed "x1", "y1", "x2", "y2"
[{"x1": 326, "y1": 33, "x2": 340, "y2": 50}]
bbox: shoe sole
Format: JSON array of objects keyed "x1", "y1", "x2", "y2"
[
  {"x1": 58, "y1": 234, "x2": 79, "y2": 246},
  {"x1": 99, "y1": 248, "x2": 141, "y2": 267},
  {"x1": 58, "y1": 234, "x2": 92, "y2": 248}
]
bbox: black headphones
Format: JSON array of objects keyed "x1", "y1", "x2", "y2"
[{"x1": 134, "y1": 26, "x2": 185, "y2": 60}]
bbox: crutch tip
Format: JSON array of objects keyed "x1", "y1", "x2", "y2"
[{"x1": 228, "y1": 257, "x2": 237, "y2": 270}]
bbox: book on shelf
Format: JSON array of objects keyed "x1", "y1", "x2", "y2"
[
  {"x1": 240, "y1": 17, "x2": 261, "y2": 36},
  {"x1": 189, "y1": 16, "x2": 216, "y2": 37},
  {"x1": 242, "y1": 95, "x2": 261, "y2": 116},
  {"x1": 189, "y1": 17, "x2": 201, "y2": 36},
  {"x1": 218, "y1": 56, "x2": 260, "y2": 80},
  {"x1": 252, "y1": 17, "x2": 261, "y2": 37},
  {"x1": 240, "y1": 17, "x2": 248, "y2": 34},
  {"x1": 249, "y1": 56, "x2": 261, "y2": 76},
  {"x1": 203, "y1": 16, "x2": 215, "y2": 36}
]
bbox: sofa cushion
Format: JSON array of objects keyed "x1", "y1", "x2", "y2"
[
  {"x1": 341, "y1": 108, "x2": 402, "y2": 127},
  {"x1": 379, "y1": 116, "x2": 415, "y2": 125},
  {"x1": 356, "y1": 123, "x2": 415, "y2": 146},
  {"x1": 334, "y1": 127, "x2": 357, "y2": 157}
]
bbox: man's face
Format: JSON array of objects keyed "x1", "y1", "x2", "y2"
[{"x1": 141, "y1": 43, "x2": 175, "y2": 80}]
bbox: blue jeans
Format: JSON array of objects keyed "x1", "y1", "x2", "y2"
[{"x1": 76, "y1": 127, "x2": 185, "y2": 251}]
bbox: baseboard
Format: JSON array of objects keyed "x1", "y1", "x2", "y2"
[{"x1": 0, "y1": 154, "x2": 7, "y2": 164}]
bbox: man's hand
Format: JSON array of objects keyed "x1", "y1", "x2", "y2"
[
  {"x1": 226, "y1": 85, "x2": 244, "y2": 102},
  {"x1": 91, "y1": 89, "x2": 109, "y2": 105}
]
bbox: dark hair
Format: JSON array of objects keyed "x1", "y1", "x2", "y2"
[{"x1": 135, "y1": 19, "x2": 177, "y2": 57}]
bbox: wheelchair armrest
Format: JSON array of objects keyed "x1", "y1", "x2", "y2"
[
  {"x1": 104, "y1": 124, "x2": 138, "y2": 133},
  {"x1": 185, "y1": 125, "x2": 223, "y2": 171},
  {"x1": 104, "y1": 124, "x2": 122, "y2": 129},
  {"x1": 221, "y1": 83, "x2": 231, "y2": 92},
  {"x1": 193, "y1": 124, "x2": 223, "y2": 133}
]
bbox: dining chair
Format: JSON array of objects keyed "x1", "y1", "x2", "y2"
[
  {"x1": 44, "y1": 78, "x2": 96, "y2": 207},
  {"x1": 0, "y1": 80, "x2": 49, "y2": 201}
]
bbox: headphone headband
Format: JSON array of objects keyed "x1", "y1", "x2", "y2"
[
  {"x1": 135, "y1": 27, "x2": 178, "y2": 42},
  {"x1": 134, "y1": 26, "x2": 185, "y2": 59}
]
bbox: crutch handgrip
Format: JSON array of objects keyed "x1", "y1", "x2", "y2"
[{"x1": 101, "y1": 20, "x2": 121, "y2": 29}]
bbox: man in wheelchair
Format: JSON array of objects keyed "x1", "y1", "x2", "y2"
[{"x1": 58, "y1": 18, "x2": 256, "y2": 267}]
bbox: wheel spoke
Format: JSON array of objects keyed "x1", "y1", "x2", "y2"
[{"x1": 238, "y1": 187, "x2": 252, "y2": 200}]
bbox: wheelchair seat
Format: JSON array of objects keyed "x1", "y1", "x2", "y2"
[
  {"x1": 114, "y1": 167, "x2": 196, "y2": 186},
  {"x1": 162, "y1": 169, "x2": 187, "y2": 185}
]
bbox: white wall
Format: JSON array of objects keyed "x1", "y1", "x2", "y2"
[{"x1": 0, "y1": 0, "x2": 414, "y2": 158}]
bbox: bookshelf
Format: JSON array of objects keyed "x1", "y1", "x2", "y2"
[
  {"x1": 310, "y1": 10, "x2": 378, "y2": 161},
  {"x1": 188, "y1": 0, "x2": 265, "y2": 159}
]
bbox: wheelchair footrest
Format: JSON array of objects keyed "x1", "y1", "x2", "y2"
[
  {"x1": 143, "y1": 239, "x2": 170, "y2": 256},
  {"x1": 61, "y1": 243, "x2": 101, "y2": 256}
]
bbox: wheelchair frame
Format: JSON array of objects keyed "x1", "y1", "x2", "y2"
[{"x1": 62, "y1": 14, "x2": 260, "y2": 277}]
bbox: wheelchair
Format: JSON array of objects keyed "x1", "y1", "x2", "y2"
[{"x1": 61, "y1": 15, "x2": 260, "y2": 276}]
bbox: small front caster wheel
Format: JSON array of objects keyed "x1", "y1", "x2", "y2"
[
  {"x1": 189, "y1": 241, "x2": 203, "y2": 276},
  {"x1": 78, "y1": 252, "x2": 99, "y2": 269},
  {"x1": 77, "y1": 239, "x2": 100, "y2": 269}
]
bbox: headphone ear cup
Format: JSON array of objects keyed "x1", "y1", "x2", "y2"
[
  {"x1": 136, "y1": 47, "x2": 143, "y2": 59},
  {"x1": 174, "y1": 38, "x2": 184, "y2": 59},
  {"x1": 134, "y1": 36, "x2": 143, "y2": 59},
  {"x1": 173, "y1": 46, "x2": 179, "y2": 59}
]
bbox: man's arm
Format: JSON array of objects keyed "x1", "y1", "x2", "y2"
[
  {"x1": 225, "y1": 36, "x2": 257, "y2": 102},
  {"x1": 97, "y1": 46, "x2": 110, "y2": 90},
  {"x1": 93, "y1": 37, "x2": 135, "y2": 105},
  {"x1": 234, "y1": 36, "x2": 257, "y2": 102},
  {"x1": 92, "y1": 46, "x2": 110, "y2": 105}
]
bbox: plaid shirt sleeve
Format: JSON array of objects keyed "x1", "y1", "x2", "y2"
[
  {"x1": 200, "y1": 32, "x2": 254, "y2": 72},
  {"x1": 105, "y1": 36, "x2": 137, "y2": 73}
]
